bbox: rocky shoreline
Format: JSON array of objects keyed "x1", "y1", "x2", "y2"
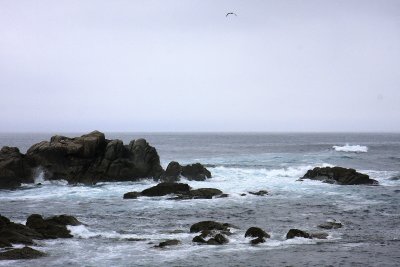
[
  {"x1": 0, "y1": 131, "x2": 212, "y2": 189},
  {"x1": 0, "y1": 131, "x2": 378, "y2": 189},
  {"x1": 0, "y1": 213, "x2": 343, "y2": 260}
]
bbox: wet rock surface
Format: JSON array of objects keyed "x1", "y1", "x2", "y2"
[
  {"x1": 286, "y1": 229, "x2": 311, "y2": 239},
  {"x1": 302, "y1": 166, "x2": 378, "y2": 185},
  {"x1": 0, "y1": 247, "x2": 46, "y2": 260}
]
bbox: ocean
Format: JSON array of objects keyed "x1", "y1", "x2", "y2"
[{"x1": 0, "y1": 133, "x2": 399, "y2": 266}]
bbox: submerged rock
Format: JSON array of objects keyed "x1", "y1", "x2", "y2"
[
  {"x1": 192, "y1": 235, "x2": 207, "y2": 243},
  {"x1": 0, "y1": 247, "x2": 46, "y2": 260},
  {"x1": 318, "y1": 220, "x2": 343, "y2": 229},
  {"x1": 123, "y1": 191, "x2": 141, "y2": 199},
  {"x1": 154, "y1": 239, "x2": 181, "y2": 248},
  {"x1": 250, "y1": 237, "x2": 266, "y2": 245},
  {"x1": 286, "y1": 229, "x2": 311, "y2": 239},
  {"x1": 310, "y1": 232, "x2": 329, "y2": 239},
  {"x1": 188, "y1": 188, "x2": 223, "y2": 199},
  {"x1": 302, "y1": 166, "x2": 378, "y2": 185},
  {"x1": 207, "y1": 234, "x2": 228, "y2": 245},
  {"x1": 141, "y1": 183, "x2": 191, "y2": 197},
  {"x1": 248, "y1": 190, "x2": 268, "y2": 196}
]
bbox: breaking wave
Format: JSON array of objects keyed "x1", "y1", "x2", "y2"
[{"x1": 333, "y1": 144, "x2": 368, "y2": 153}]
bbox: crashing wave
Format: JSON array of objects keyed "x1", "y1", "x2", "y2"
[{"x1": 333, "y1": 144, "x2": 368, "y2": 153}]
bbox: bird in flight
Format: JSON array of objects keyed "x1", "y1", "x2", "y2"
[{"x1": 226, "y1": 12, "x2": 237, "y2": 17}]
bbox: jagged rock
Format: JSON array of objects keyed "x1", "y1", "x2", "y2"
[
  {"x1": 0, "y1": 131, "x2": 214, "y2": 187},
  {"x1": 318, "y1": 220, "x2": 343, "y2": 229},
  {"x1": 26, "y1": 214, "x2": 80, "y2": 239},
  {"x1": 20, "y1": 131, "x2": 163, "y2": 184},
  {"x1": 245, "y1": 227, "x2": 270, "y2": 239},
  {"x1": 0, "y1": 215, "x2": 43, "y2": 246},
  {"x1": 302, "y1": 166, "x2": 378, "y2": 185},
  {"x1": 155, "y1": 239, "x2": 181, "y2": 248},
  {"x1": 159, "y1": 161, "x2": 182, "y2": 182},
  {"x1": 190, "y1": 221, "x2": 229, "y2": 233},
  {"x1": 0, "y1": 247, "x2": 46, "y2": 260},
  {"x1": 286, "y1": 229, "x2": 311, "y2": 239},
  {"x1": 0, "y1": 146, "x2": 34, "y2": 189},
  {"x1": 181, "y1": 163, "x2": 211, "y2": 181},
  {"x1": 248, "y1": 190, "x2": 268, "y2": 196},
  {"x1": 141, "y1": 183, "x2": 191, "y2": 197},
  {"x1": 123, "y1": 191, "x2": 141, "y2": 199}
]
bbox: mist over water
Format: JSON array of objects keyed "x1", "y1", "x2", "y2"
[{"x1": 1, "y1": 133, "x2": 400, "y2": 266}]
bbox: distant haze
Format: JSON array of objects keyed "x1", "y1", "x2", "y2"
[{"x1": 0, "y1": 0, "x2": 399, "y2": 132}]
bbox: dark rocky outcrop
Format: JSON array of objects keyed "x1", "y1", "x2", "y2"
[
  {"x1": 0, "y1": 147, "x2": 34, "y2": 189},
  {"x1": 0, "y1": 247, "x2": 46, "y2": 260},
  {"x1": 181, "y1": 163, "x2": 211, "y2": 181},
  {"x1": 171, "y1": 188, "x2": 224, "y2": 200},
  {"x1": 245, "y1": 227, "x2": 270, "y2": 245},
  {"x1": 191, "y1": 221, "x2": 231, "y2": 245},
  {"x1": 0, "y1": 215, "x2": 43, "y2": 246},
  {"x1": 286, "y1": 229, "x2": 311, "y2": 239},
  {"x1": 141, "y1": 183, "x2": 191, "y2": 197},
  {"x1": 125, "y1": 184, "x2": 224, "y2": 200},
  {"x1": 154, "y1": 239, "x2": 181, "y2": 248},
  {"x1": 302, "y1": 166, "x2": 378, "y2": 185},
  {"x1": 158, "y1": 162, "x2": 212, "y2": 182},
  {"x1": 245, "y1": 227, "x2": 270, "y2": 239},
  {"x1": 0, "y1": 131, "x2": 212, "y2": 188},
  {"x1": 26, "y1": 214, "x2": 81, "y2": 239},
  {"x1": 0, "y1": 214, "x2": 80, "y2": 252},
  {"x1": 26, "y1": 131, "x2": 164, "y2": 184},
  {"x1": 159, "y1": 161, "x2": 182, "y2": 182}
]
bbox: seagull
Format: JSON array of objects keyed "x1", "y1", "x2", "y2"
[{"x1": 226, "y1": 12, "x2": 237, "y2": 17}]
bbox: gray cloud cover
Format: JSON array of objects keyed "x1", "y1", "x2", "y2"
[{"x1": 0, "y1": 0, "x2": 399, "y2": 132}]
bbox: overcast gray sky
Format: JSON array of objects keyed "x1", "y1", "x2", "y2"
[{"x1": 0, "y1": 0, "x2": 399, "y2": 132}]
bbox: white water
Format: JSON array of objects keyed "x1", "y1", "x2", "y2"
[{"x1": 333, "y1": 144, "x2": 368, "y2": 153}]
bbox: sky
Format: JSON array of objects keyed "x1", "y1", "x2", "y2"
[{"x1": 0, "y1": 0, "x2": 399, "y2": 132}]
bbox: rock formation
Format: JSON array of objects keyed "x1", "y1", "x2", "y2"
[{"x1": 302, "y1": 166, "x2": 378, "y2": 185}]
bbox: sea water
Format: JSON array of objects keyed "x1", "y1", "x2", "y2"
[{"x1": 0, "y1": 133, "x2": 399, "y2": 266}]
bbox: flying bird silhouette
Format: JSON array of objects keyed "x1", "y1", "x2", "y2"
[{"x1": 226, "y1": 12, "x2": 237, "y2": 17}]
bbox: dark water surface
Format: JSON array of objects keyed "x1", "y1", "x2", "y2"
[{"x1": 0, "y1": 133, "x2": 399, "y2": 266}]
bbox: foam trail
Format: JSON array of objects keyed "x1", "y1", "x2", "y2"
[{"x1": 333, "y1": 144, "x2": 368, "y2": 153}]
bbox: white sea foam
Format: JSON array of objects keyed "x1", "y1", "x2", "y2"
[{"x1": 333, "y1": 144, "x2": 368, "y2": 153}]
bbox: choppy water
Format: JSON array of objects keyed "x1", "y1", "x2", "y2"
[{"x1": 1, "y1": 133, "x2": 400, "y2": 266}]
